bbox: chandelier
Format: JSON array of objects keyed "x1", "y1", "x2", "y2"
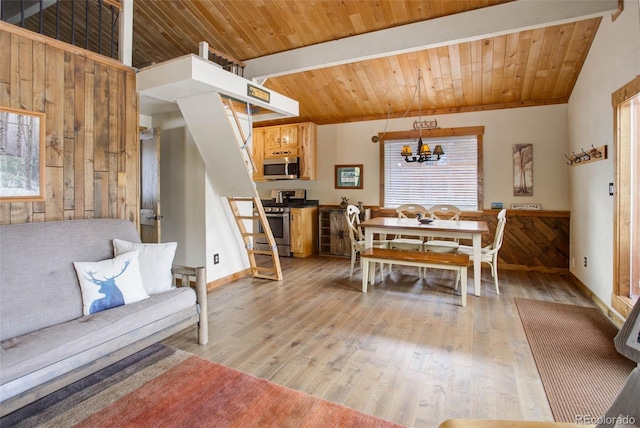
[{"x1": 400, "y1": 70, "x2": 445, "y2": 163}]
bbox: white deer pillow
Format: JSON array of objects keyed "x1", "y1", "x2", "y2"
[{"x1": 74, "y1": 250, "x2": 149, "y2": 315}]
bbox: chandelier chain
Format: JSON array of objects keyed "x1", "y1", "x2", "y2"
[{"x1": 376, "y1": 69, "x2": 424, "y2": 142}]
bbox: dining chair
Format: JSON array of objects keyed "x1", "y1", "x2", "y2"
[
  {"x1": 455, "y1": 208, "x2": 507, "y2": 295},
  {"x1": 388, "y1": 204, "x2": 429, "y2": 276},
  {"x1": 388, "y1": 204, "x2": 429, "y2": 251},
  {"x1": 423, "y1": 204, "x2": 462, "y2": 253},
  {"x1": 345, "y1": 205, "x2": 389, "y2": 279}
]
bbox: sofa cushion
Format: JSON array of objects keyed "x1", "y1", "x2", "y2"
[
  {"x1": 0, "y1": 286, "x2": 196, "y2": 386},
  {"x1": 74, "y1": 250, "x2": 149, "y2": 315},
  {"x1": 112, "y1": 239, "x2": 177, "y2": 295},
  {"x1": 0, "y1": 219, "x2": 141, "y2": 341}
]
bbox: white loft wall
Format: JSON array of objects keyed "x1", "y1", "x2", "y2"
[
  {"x1": 257, "y1": 104, "x2": 570, "y2": 211},
  {"x1": 140, "y1": 114, "x2": 153, "y2": 130},
  {"x1": 154, "y1": 111, "x2": 252, "y2": 283},
  {"x1": 567, "y1": 0, "x2": 640, "y2": 314},
  {"x1": 158, "y1": 117, "x2": 205, "y2": 268}
]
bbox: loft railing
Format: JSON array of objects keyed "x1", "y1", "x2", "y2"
[
  {"x1": 208, "y1": 46, "x2": 246, "y2": 77},
  {"x1": 0, "y1": 0, "x2": 121, "y2": 60}
]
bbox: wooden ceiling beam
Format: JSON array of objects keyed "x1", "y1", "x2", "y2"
[{"x1": 244, "y1": 0, "x2": 618, "y2": 82}]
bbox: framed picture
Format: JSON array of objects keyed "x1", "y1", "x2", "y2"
[
  {"x1": 0, "y1": 106, "x2": 46, "y2": 202},
  {"x1": 335, "y1": 164, "x2": 363, "y2": 189},
  {"x1": 513, "y1": 144, "x2": 533, "y2": 196}
]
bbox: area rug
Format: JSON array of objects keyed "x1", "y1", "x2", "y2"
[
  {"x1": 515, "y1": 298, "x2": 636, "y2": 423},
  {"x1": 2, "y1": 343, "x2": 403, "y2": 427}
]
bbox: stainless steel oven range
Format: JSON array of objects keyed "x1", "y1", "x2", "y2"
[
  {"x1": 253, "y1": 189, "x2": 310, "y2": 257},
  {"x1": 254, "y1": 205, "x2": 292, "y2": 257}
]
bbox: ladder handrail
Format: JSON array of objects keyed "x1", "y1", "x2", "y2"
[{"x1": 226, "y1": 98, "x2": 257, "y2": 174}]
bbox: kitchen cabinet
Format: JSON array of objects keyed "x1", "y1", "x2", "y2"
[
  {"x1": 252, "y1": 128, "x2": 265, "y2": 181},
  {"x1": 318, "y1": 208, "x2": 351, "y2": 257},
  {"x1": 290, "y1": 207, "x2": 318, "y2": 258},
  {"x1": 298, "y1": 122, "x2": 317, "y2": 180},
  {"x1": 264, "y1": 125, "x2": 299, "y2": 158},
  {"x1": 252, "y1": 122, "x2": 317, "y2": 181}
]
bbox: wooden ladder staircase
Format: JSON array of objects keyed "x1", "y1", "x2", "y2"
[
  {"x1": 224, "y1": 97, "x2": 283, "y2": 281},
  {"x1": 227, "y1": 196, "x2": 282, "y2": 281}
]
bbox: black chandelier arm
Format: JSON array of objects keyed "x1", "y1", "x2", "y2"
[{"x1": 403, "y1": 153, "x2": 444, "y2": 163}]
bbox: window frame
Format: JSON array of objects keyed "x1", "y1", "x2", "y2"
[
  {"x1": 612, "y1": 76, "x2": 640, "y2": 318},
  {"x1": 378, "y1": 126, "x2": 484, "y2": 210}
]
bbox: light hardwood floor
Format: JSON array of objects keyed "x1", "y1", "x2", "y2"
[{"x1": 163, "y1": 256, "x2": 595, "y2": 428}]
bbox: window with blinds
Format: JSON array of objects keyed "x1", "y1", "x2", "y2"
[{"x1": 383, "y1": 136, "x2": 479, "y2": 210}]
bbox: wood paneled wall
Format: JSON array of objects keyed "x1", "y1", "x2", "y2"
[
  {"x1": 369, "y1": 208, "x2": 570, "y2": 271},
  {"x1": 0, "y1": 23, "x2": 138, "y2": 225}
]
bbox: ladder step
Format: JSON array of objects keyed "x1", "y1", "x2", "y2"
[
  {"x1": 248, "y1": 249, "x2": 276, "y2": 255},
  {"x1": 227, "y1": 195, "x2": 282, "y2": 281},
  {"x1": 241, "y1": 232, "x2": 266, "y2": 238},
  {"x1": 253, "y1": 274, "x2": 280, "y2": 280}
]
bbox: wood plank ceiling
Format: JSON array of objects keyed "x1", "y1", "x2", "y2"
[{"x1": 22, "y1": 0, "x2": 603, "y2": 126}]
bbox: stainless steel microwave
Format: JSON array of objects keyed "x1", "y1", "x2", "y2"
[{"x1": 263, "y1": 157, "x2": 300, "y2": 180}]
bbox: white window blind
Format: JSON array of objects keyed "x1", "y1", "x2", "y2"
[{"x1": 384, "y1": 136, "x2": 479, "y2": 210}]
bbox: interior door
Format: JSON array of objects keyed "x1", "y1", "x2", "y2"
[{"x1": 140, "y1": 127, "x2": 161, "y2": 243}]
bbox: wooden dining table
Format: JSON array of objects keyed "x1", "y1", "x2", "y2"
[{"x1": 360, "y1": 217, "x2": 490, "y2": 296}]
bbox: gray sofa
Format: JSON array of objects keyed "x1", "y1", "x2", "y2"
[{"x1": 0, "y1": 219, "x2": 208, "y2": 416}]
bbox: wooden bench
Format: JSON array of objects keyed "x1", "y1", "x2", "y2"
[{"x1": 360, "y1": 248, "x2": 470, "y2": 307}]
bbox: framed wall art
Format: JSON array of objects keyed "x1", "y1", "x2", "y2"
[
  {"x1": 513, "y1": 144, "x2": 533, "y2": 196},
  {"x1": 335, "y1": 164, "x2": 363, "y2": 189},
  {"x1": 0, "y1": 106, "x2": 46, "y2": 202}
]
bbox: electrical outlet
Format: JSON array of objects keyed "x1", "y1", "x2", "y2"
[
  {"x1": 214, "y1": 253, "x2": 220, "y2": 264},
  {"x1": 571, "y1": 257, "x2": 575, "y2": 268},
  {"x1": 583, "y1": 257, "x2": 587, "y2": 268}
]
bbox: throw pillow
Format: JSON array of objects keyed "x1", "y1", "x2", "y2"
[
  {"x1": 74, "y1": 250, "x2": 149, "y2": 315},
  {"x1": 112, "y1": 239, "x2": 177, "y2": 295}
]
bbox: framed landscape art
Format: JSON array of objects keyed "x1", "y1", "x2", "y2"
[
  {"x1": 335, "y1": 164, "x2": 363, "y2": 189},
  {"x1": 0, "y1": 106, "x2": 46, "y2": 202},
  {"x1": 513, "y1": 144, "x2": 533, "y2": 196}
]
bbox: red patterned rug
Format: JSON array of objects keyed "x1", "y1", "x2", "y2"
[{"x1": 2, "y1": 344, "x2": 403, "y2": 427}]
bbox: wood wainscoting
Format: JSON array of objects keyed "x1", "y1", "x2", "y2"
[
  {"x1": 0, "y1": 22, "x2": 139, "y2": 226},
  {"x1": 366, "y1": 207, "x2": 570, "y2": 272}
]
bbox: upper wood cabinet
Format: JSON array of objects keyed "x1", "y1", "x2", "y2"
[
  {"x1": 252, "y1": 122, "x2": 317, "y2": 181},
  {"x1": 252, "y1": 128, "x2": 265, "y2": 181},
  {"x1": 298, "y1": 122, "x2": 317, "y2": 181},
  {"x1": 264, "y1": 125, "x2": 299, "y2": 157}
]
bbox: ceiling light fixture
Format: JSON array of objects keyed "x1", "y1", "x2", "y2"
[{"x1": 400, "y1": 70, "x2": 445, "y2": 163}]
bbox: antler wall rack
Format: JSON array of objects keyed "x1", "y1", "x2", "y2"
[{"x1": 565, "y1": 145, "x2": 607, "y2": 166}]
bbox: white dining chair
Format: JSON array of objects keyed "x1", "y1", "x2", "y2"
[
  {"x1": 423, "y1": 204, "x2": 462, "y2": 253},
  {"x1": 455, "y1": 208, "x2": 507, "y2": 295},
  {"x1": 388, "y1": 204, "x2": 429, "y2": 250},
  {"x1": 345, "y1": 205, "x2": 389, "y2": 279},
  {"x1": 388, "y1": 204, "x2": 428, "y2": 276}
]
